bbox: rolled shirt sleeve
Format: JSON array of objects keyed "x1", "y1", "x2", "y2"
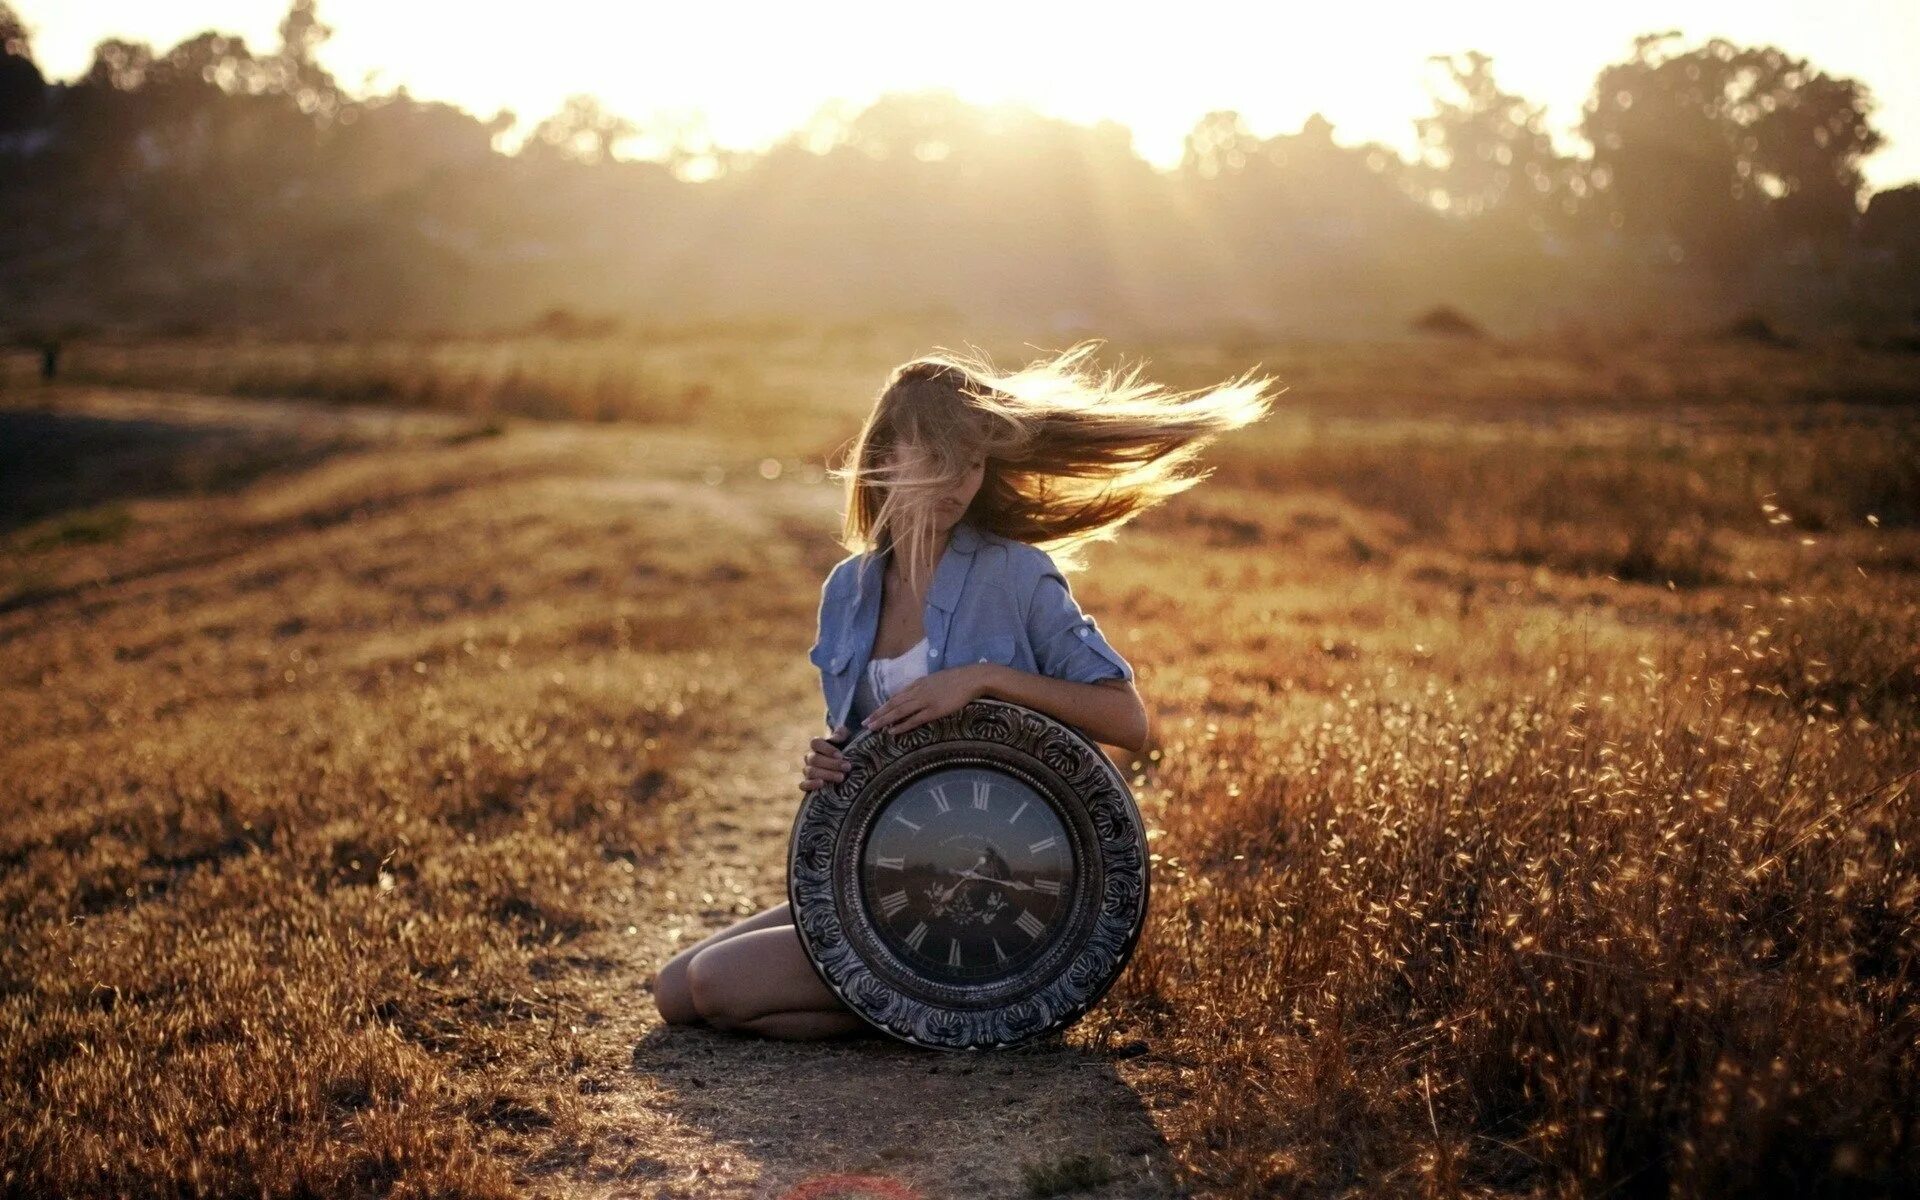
[{"x1": 1024, "y1": 557, "x2": 1135, "y2": 685}]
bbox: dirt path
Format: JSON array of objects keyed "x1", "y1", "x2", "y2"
[
  {"x1": 4, "y1": 386, "x2": 1192, "y2": 1200},
  {"x1": 557, "y1": 720, "x2": 1188, "y2": 1200}
]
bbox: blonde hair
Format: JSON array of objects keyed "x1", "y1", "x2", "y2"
[{"x1": 829, "y1": 340, "x2": 1282, "y2": 599}]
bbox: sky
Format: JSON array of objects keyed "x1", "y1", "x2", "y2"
[{"x1": 17, "y1": 1, "x2": 1920, "y2": 190}]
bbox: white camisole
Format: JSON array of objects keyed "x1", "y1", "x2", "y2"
[{"x1": 849, "y1": 636, "x2": 931, "y2": 728}]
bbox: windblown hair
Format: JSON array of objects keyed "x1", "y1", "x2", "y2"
[{"x1": 829, "y1": 340, "x2": 1282, "y2": 599}]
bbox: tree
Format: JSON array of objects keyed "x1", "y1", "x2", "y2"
[
  {"x1": 82, "y1": 37, "x2": 154, "y2": 92},
  {"x1": 1413, "y1": 50, "x2": 1583, "y2": 234},
  {"x1": 1580, "y1": 33, "x2": 1884, "y2": 270},
  {"x1": 1179, "y1": 110, "x2": 1261, "y2": 180},
  {"x1": 268, "y1": 0, "x2": 342, "y2": 118},
  {"x1": 1859, "y1": 183, "x2": 1920, "y2": 310},
  {"x1": 521, "y1": 94, "x2": 638, "y2": 165},
  {"x1": 1743, "y1": 58, "x2": 1885, "y2": 253},
  {"x1": 0, "y1": 1, "x2": 44, "y2": 133}
]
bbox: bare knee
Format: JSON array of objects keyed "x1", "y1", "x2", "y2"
[
  {"x1": 684, "y1": 947, "x2": 749, "y2": 1029},
  {"x1": 653, "y1": 954, "x2": 700, "y2": 1026}
]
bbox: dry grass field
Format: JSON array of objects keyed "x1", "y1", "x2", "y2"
[{"x1": 3, "y1": 326, "x2": 1917, "y2": 1199}]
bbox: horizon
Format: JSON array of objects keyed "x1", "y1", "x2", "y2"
[{"x1": 18, "y1": 0, "x2": 1920, "y2": 192}]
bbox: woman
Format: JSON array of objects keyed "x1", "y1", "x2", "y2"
[{"x1": 651, "y1": 341, "x2": 1276, "y2": 1040}]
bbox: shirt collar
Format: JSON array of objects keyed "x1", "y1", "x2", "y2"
[
  {"x1": 947, "y1": 518, "x2": 983, "y2": 556},
  {"x1": 852, "y1": 517, "x2": 983, "y2": 614}
]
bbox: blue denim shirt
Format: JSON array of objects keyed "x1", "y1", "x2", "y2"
[{"x1": 809, "y1": 518, "x2": 1136, "y2": 733}]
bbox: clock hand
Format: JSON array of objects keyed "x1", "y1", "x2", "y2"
[
  {"x1": 929, "y1": 852, "x2": 1006, "y2": 906},
  {"x1": 955, "y1": 868, "x2": 1034, "y2": 892},
  {"x1": 921, "y1": 848, "x2": 1013, "y2": 913},
  {"x1": 941, "y1": 854, "x2": 989, "y2": 894},
  {"x1": 930, "y1": 865, "x2": 981, "y2": 907}
]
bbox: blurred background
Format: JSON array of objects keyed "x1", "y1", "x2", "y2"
[{"x1": 2, "y1": 0, "x2": 1917, "y2": 341}]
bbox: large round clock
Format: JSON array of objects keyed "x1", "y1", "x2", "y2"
[{"x1": 788, "y1": 698, "x2": 1151, "y2": 1051}]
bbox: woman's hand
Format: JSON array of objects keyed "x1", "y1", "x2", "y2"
[
  {"x1": 861, "y1": 665, "x2": 996, "y2": 736},
  {"x1": 799, "y1": 724, "x2": 852, "y2": 793}
]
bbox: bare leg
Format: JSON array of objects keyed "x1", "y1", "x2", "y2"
[
  {"x1": 654, "y1": 901, "x2": 793, "y2": 1026},
  {"x1": 684, "y1": 924, "x2": 868, "y2": 1041}
]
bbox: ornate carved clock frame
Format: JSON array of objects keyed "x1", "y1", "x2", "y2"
[{"x1": 788, "y1": 698, "x2": 1152, "y2": 1051}]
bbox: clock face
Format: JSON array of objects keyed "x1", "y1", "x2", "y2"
[{"x1": 858, "y1": 764, "x2": 1075, "y2": 985}]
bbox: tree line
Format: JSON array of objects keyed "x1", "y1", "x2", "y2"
[{"x1": 2, "y1": 1, "x2": 1916, "y2": 339}]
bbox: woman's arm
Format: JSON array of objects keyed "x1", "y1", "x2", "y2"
[
  {"x1": 859, "y1": 665, "x2": 1152, "y2": 757},
  {"x1": 978, "y1": 667, "x2": 1150, "y2": 756},
  {"x1": 1010, "y1": 549, "x2": 1148, "y2": 754},
  {"x1": 858, "y1": 548, "x2": 1152, "y2": 754}
]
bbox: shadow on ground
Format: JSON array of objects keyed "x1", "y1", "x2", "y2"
[
  {"x1": 0, "y1": 406, "x2": 361, "y2": 533},
  {"x1": 625, "y1": 1012, "x2": 1181, "y2": 1198}
]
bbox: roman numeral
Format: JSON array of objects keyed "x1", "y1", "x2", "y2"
[
  {"x1": 947, "y1": 939, "x2": 962, "y2": 968},
  {"x1": 875, "y1": 855, "x2": 905, "y2": 870},
  {"x1": 1033, "y1": 878, "x2": 1063, "y2": 896},
  {"x1": 879, "y1": 890, "x2": 909, "y2": 918},
  {"x1": 971, "y1": 779, "x2": 991, "y2": 810},
  {"x1": 1015, "y1": 910, "x2": 1046, "y2": 939},
  {"x1": 905, "y1": 921, "x2": 929, "y2": 951},
  {"x1": 930, "y1": 785, "x2": 951, "y2": 814},
  {"x1": 1007, "y1": 800, "x2": 1029, "y2": 825},
  {"x1": 1028, "y1": 836, "x2": 1057, "y2": 854},
  {"x1": 893, "y1": 813, "x2": 921, "y2": 832},
  {"x1": 992, "y1": 938, "x2": 1009, "y2": 963}
]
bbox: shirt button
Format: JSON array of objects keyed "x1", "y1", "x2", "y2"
[
  {"x1": 929, "y1": 648, "x2": 940, "y2": 659},
  {"x1": 1076, "y1": 627, "x2": 1090, "y2": 639}
]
